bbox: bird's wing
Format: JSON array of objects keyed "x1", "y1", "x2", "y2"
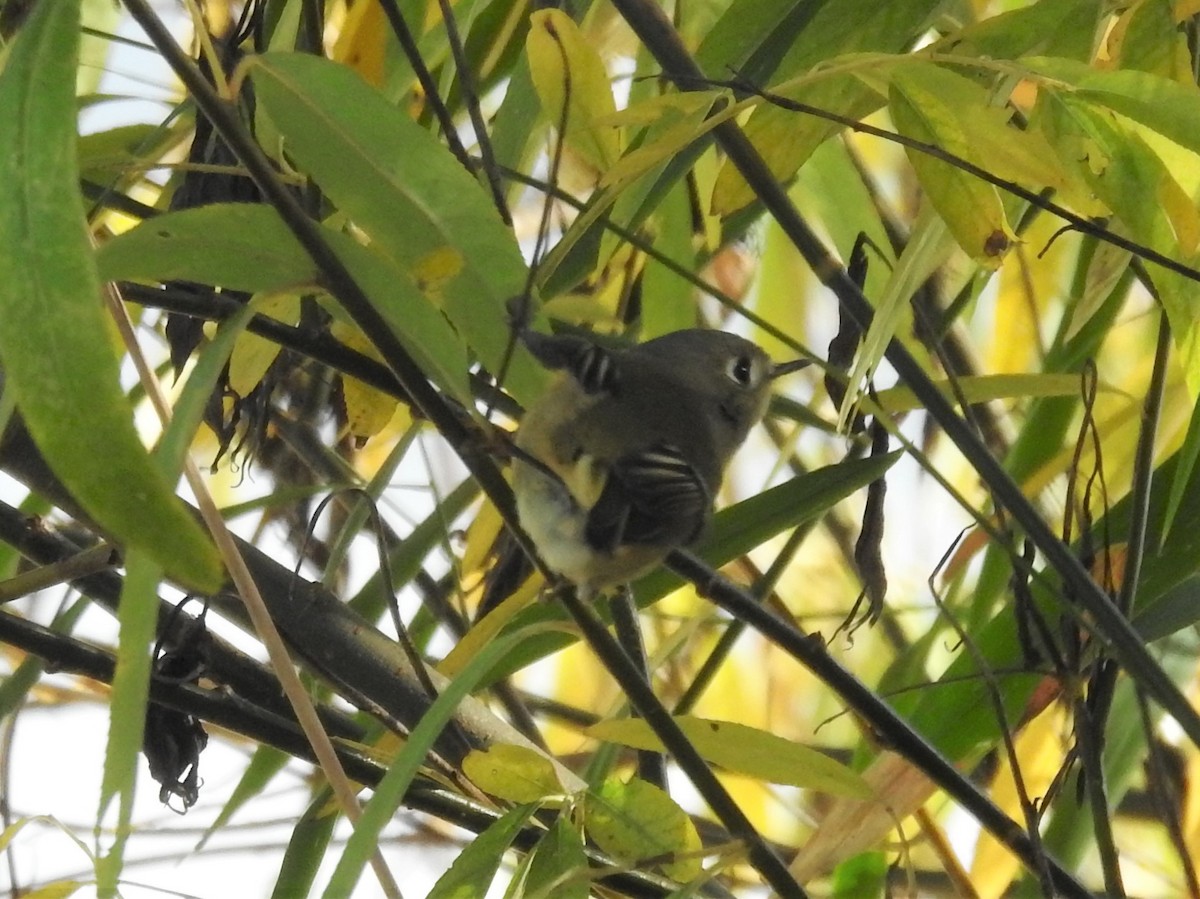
[
  {"x1": 518, "y1": 330, "x2": 619, "y2": 395},
  {"x1": 584, "y1": 443, "x2": 710, "y2": 553}
]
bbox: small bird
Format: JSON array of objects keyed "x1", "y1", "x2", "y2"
[{"x1": 511, "y1": 327, "x2": 807, "y2": 594}]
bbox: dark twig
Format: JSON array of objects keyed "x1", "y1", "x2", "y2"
[
  {"x1": 608, "y1": 0, "x2": 1200, "y2": 750},
  {"x1": 1073, "y1": 687, "x2": 1125, "y2": 896},
  {"x1": 375, "y1": 0, "x2": 474, "y2": 179},
  {"x1": 927, "y1": 539, "x2": 1056, "y2": 897},
  {"x1": 1136, "y1": 689, "x2": 1200, "y2": 899},
  {"x1": 432, "y1": 0, "x2": 510, "y2": 224},
  {"x1": 665, "y1": 547, "x2": 1090, "y2": 898},
  {"x1": 122, "y1": 0, "x2": 540, "y2": 576},
  {"x1": 716, "y1": 76, "x2": 1200, "y2": 286},
  {"x1": 556, "y1": 586, "x2": 808, "y2": 899}
]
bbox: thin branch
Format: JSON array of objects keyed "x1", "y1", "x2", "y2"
[
  {"x1": 102, "y1": 282, "x2": 404, "y2": 899},
  {"x1": 608, "y1": 0, "x2": 1200, "y2": 750},
  {"x1": 556, "y1": 586, "x2": 808, "y2": 899},
  {"x1": 121, "y1": 0, "x2": 540, "y2": 575},
  {"x1": 431, "y1": 0, "x2": 510, "y2": 223},
  {"x1": 664, "y1": 548, "x2": 1091, "y2": 898},
  {"x1": 0, "y1": 543, "x2": 119, "y2": 603},
  {"x1": 717, "y1": 77, "x2": 1200, "y2": 286},
  {"x1": 375, "y1": 0, "x2": 474, "y2": 176}
]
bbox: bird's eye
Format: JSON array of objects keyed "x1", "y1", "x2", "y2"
[{"x1": 726, "y1": 355, "x2": 755, "y2": 386}]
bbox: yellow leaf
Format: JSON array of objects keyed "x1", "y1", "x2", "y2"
[
  {"x1": 330, "y1": 320, "x2": 399, "y2": 439},
  {"x1": 587, "y1": 716, "x2": 872, "y2": 799},
  {"x1": 413, "y1": 245, "x2": 465, "y2": 305},
  {"x1": 585, "y1": 778, "x2": 702, "y2": 882},
  {"x1": 330, "y1": 0, "x2": 387, "y2": 86},
  {"x1": 463, "y1": 744, "x2": 566, "y2": 803},
  {"x1": 790, "y1": 751, "x2": 932, "y2": 882},
  {"x1": 889, "y1": 70, "x2": 1013, "y2": 266},
  {"x1": 25, "y1": 883, "x2": 84, "y2": 899},
  {"x1": 439, "y1": 576, "x2": 547, "y2": 679},
  {"x1": 526, "y1": 9, "x2": 621, "y2": 174},
  {"x1": 227, "y1": 291, "x2": 302, "y2": 397}
]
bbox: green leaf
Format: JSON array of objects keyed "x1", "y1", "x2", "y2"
[
  {"x1": 1037, "y1": 92, "x2": 1200, "y2": 393},
  {"x1": 98, "y1": 204, "x2": 474, "y2": 404},
  {"x1": 270, "y1": 788, "x2": 339, "y2": 899},
  {"x1": 248, "y1": 52, "x2": 544, "y2": 406},
  {"x1": 523, "y1": 815, "x2": 589, "y2": 899},
  {"x1": 200, "y1": 745, "x2": 290, "y2": 852},
  {"x1": 1133, "y1": 575, "x2": 1200, "y2": 643},
  {"x1": 1161, "y1": 392, "x2": 1200, "y2": 546},
  {"x1": 712, "y1": 0, "x2": 940, "y2": 215},
  {"x1": 477, "y1": 452, "x2": 903, "y2": 685},
  {"x1": 872, "y1": 373, "x2": 1122, "y2": 415},
  {"x1": 321, "y1": 623, "x2": 560, "y2": 897},
  {"x1": 888, "y1": 68, "x2": 1012, "y2": 265},
  {"x1": 681, "y1": 450, "x2": 902, "y2": 579},
  {"x1": 587, "y1": 717, "x2": 872, "y2": 799},
  {"x1": 526, "y1": 9, "x2": 621, "y2": 172},
  {"x1": 463, "y1": 743, "x2": 566, "y2": 803},
  {"x1": 0, "y1": 0, "x2": 221, "y2": 591},
  {"x1": 426, "y1": 803, "x2": 538, "y2": 899},
  {"x1": 839, "y1": 209, "x2": 955, "y2": 424},
  {"x1": 1027, "y1": 56, "x2": 1200, "y2": 157},
  {"x1": 585, "y1": 778, "x2": 701, "y2": 882},
  {"x1": 96, "y1": 549, "x2": 161, "y2": 897},
  {"x1": 96, "y1": 203, "x2": 318, "y2": 290}
]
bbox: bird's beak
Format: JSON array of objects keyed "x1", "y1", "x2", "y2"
[{"x1": 769, "y1": 358, "x2": 811, "y2": 380}]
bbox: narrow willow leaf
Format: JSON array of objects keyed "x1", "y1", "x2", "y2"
[
  {"x1": 889, "y1": 71, "x2": 1012, "y2": 266},
  {"x1": 585, "y1": 778, "x2": 702, "y2": 882},
  {"x1": 838, "y1": 209, "x2": 954, "y2": 426},
  {"x1": 200, "y1": 745, "x2": 290, "y2": 852},
  {"x1": 872, "y1": 373, "x2": 1122, "y2": 415},
  {"x1": 1160, "y1": 393, "x2": 1200, "y2": 546},
  {"x1": 321, "y1": 623, "x2": 560, "y2": 897},
  {"x1": 588, "y1": 717, "x2": 872, "y2": 799},
  {"x1": 598, "y1": 93, "x2": 734, "y2": 191},
  {"x1": 467, "y1": 452, "x2": 904, "y2": 686},
  {"x1": 1038, "y1": 93, "x2": 1200, "y2": 392},
  {"x1": 463, "y1": 743, "x2": 566, "y2": 803},
  {"x1": 272, "y1": 788, "x2": 339, "y2": 899},
  {"x1": 426, "y1": 803, "x2": 538, "y2": 899},
  {"x1": 96, "y1": 203, "x2": 318, "y2": 290},
  {"x1": 711, "y1": 0, "x2": 939, "y2": 215},
  {"x1": 248, "y1": 52, "x2": 544, "y2": 406},
  {"x1": 682, "y1": 450, "x2": 903, "y2": 578},
  {"x1": 931, "y1": 0, "x2": 1097, "y2": 62},
  {"x1": 1027, "y1": 56, "x2": 1200, "y2": 156},
  {"x1": 0, "y1": 0, "x2": 221, "y2": 591},
  {"x1": 526, "y1": 9, "x2": 621, "y2": 173},
  {"x1": 227, "y1": 292, "x2": 303, "y2": 397},
  {"x1": 523, "y1": 815, "x2": 589, "y2": 899},
  {"x1": 24, "y1": 881, "x2": 85, "y2": 899},
  {"x1": 99, "y1": 204, "x2": 473, "y2": 403},
  {"x1": 96, "y1": 549, "x2": 162, "y2": 897}
]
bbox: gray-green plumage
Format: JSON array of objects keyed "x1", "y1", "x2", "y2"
[{"x1": 513, "y1": 328, "x2": 800, "y2": 591}]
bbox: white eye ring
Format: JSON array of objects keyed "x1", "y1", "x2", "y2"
[{"x1": 726, "y1": 354, "x2": 756, "y2": 386}]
